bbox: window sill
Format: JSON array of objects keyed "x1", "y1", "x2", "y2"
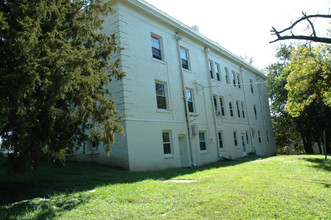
[
  {"x1": 156, "y1": 109, "x2": 171, "y2": 114},
  {"x1": 200, "y1": 150, "x2": 208, "y2": 155},
  {"x1": 164, "y1": 154, "x2": 174, "y2": 159},
  {"x1": 182, "y1": 68, "x2": 192, "y2": 73},
  {"x1": 152, "y1": 57, "x2": 166, "y2": 64}
]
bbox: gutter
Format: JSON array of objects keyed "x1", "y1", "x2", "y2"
[{"x1": 175, "y1": 33, "x2": 195, "y2": 167}]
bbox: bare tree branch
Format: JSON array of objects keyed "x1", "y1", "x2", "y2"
[{"x1": 270, "y1": 13, "x2": 331, "y2": 44}]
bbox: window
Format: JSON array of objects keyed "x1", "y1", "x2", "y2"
[
  {"x1": 155, "y1": 82, "x2": 167, "y2": 110},
  {"x1": 162, "y1": 131, "x2": 172, "y2": 155},
  {"x1": 266, "y1": 130, "x2": 269, "y2": 143},
  {"x1": 254, "y1": 105, "x2": 257, "y2": 120},
  {"x1": 199, "y1": 132, "x2": 207, "y2": 151},
  {"x1": 215, "y1": 63, "x2": 220, "y2": 81},
  {"x1": 233, "y1": 131, "x2": 238, "y2": 147},
  {"x1": 237, "y1": 73, "x2": 241, "y2": 88},
  {"x1": 232, "y1": 71, "x2": 236, "y2": 87},
  {"x1": 246, "y1": 131, "x2": 249, "y2": 145},
  {"x1": 258, "y1": 130, "x2": 261, "y2": 143},
  {"x1": 186, "y1": 89, "x2": 194, "y2": 113},
  {"x1": 218, "y1": 132, "x2": 223, "y2": 148},
  {"x1": 180, "y1": 47, "x2": 189, "y2": 70},
  {"x1": 229, "y1": 102, "x2": 234, "y2": 117},
  {"x1": 236, "y1": 101, "x2": 241, "y2": 118},
  {"x1": 225, "y1": 67, "x2": 230, "y2": 84},
  {"x1": 241, "y1": 102, "x2": 245, "y2": 118},
  {"x1": 213, "y1": 95, "x2": 218, "y2": 114},
  {"x1": 209, "y1": 60, "x2": 213, "y2": 78},
  {"x1": 151, "y1": 34, "x2": 162, "y2": 60},
  {"x1": 250, "y1": 79, "x2": 254, "y2": 93},
  {"x1": 220, "y1": 97, "x2": 225, "y2": 116}
]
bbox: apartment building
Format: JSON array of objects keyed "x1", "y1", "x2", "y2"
[{"x1": 73, "y1": 0, "x2": 276, "y2": 171}]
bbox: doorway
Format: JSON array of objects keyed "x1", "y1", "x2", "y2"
[
  {"x1": 241, "y1": 135, "x2": 247, "y2": 156},
  {"x1": 178, "y1": 135, "x2": 190, "y2": 167}
]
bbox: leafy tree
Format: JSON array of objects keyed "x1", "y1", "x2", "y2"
[
  {"x1": 267, "y1": 44, "x2": 300, "y2": 153},
  {"x1": 0, "y1": 0, "x2": 125, "y2": 175},
  {"x1": 285, "y1": 45, "x2": 331, "y2": 116},
  {"x1": 267, "y1": 44, "x2": 331, "y2": 154},
  {"x1": 284, "y1": 44, "x2": 331, "y2": 153}
]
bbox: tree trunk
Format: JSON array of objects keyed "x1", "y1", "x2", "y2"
[{"x1": 302, "y1": 136, "x2": 314, "y2": 154}]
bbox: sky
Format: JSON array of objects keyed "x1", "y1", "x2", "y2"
[{"x1": 144, "y1": 0, "x2": 330, "y2": 70}]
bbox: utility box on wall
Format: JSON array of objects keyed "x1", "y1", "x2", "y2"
[{"x1": 192, "y1": 124, "x2": 199, "y2": 136}]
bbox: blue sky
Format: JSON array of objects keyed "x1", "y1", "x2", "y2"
[{"x1": 145, "y1": 0, "x2": 330, "y2": 70}]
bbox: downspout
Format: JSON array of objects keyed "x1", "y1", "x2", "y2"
[
  {"x1": 241, "y1": 67, "x2": 255, "y2": 154},
  {"x1": 204, "y1": 47, "x2": 221, "y2": 159},
  {"x1": 175, "y1": 32, "x2": 195, "y2": 167}
]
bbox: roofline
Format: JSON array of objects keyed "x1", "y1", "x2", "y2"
[{"x1": 111, "y1": 0, "x2": 268, "y2": 80}]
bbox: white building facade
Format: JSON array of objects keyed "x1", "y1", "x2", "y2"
[{"x1": 73, "y1": 0, "x2": 276, "y2": 171}]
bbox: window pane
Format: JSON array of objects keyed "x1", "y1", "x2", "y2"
[
  {"x1": 199, "y1": 132, "x2": 206, "y2": 151},
  {"x1": 200, "y1": 142, "x2": 206, "y2": 151},
  {"x1": 182, "y1": 59, "x2": 189, "y2": 69},
  {"x1": 163, "y1": 143, "x2": 171, "y2": 154},
  {"x1": 162, "y1": 132, "x2": 171, "y2": 155},
  {"x1": 218, "y1": 132, "x2": 223, "y2": 148},
  {"x1": 152, "y1": 48, "x2": 162, "y2": 60},
  {"x1": 162, "y1": 132, "x2": 170, "y2": 142},
  {"x1": 199, "y1": 132, "x2": 205, "y2": 141},
  {"x1": 180, "y1": 48, "x2": 189, "y2": 69},
  {"x1": 157, "y1": 96, "x2": 167, "y2": 109},
  {"x1": 156, "y1": 83, "x2": 165, "y2": 96},
  {"x1": 151, "y1": 36, "x2": 160, "y2": 49},
  {"x1": 186, "y1": 90, "x2": 192, "y2": 101},
  {"x1": 180, "y1": 48, "x2": 187, "y2": 60},
  {"x1": 188, "y1": 101, "x2": 194, "y2": 113}
]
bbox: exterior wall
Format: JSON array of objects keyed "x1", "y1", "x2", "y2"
[{"x1": 74, "y1": 0, "x2": 276, "y2": 171}]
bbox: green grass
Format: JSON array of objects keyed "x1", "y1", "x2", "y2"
[{"x1": 0, "y1": 155, "x2": 330, "y2": 219}]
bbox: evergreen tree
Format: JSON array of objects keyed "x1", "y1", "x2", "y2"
[{"x1": 0, "y1": 0, "x2": 125, "y2": 174}]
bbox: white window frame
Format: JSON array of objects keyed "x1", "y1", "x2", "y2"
[
  {"x1": 254, "y1": 105, "x2": 258, "y2": 120},
  {"x1": 220, "y1": 97, "x2": 225, "y2": 116},
  {"x1": 250, "y1": 79, "x2": 254, "y2": 93},
  {"x1": 162, "y1": 131, "x2": 172, "y2": 155},
  {"x1": 155, "y1": 81, "x2": 168, "y2": 110},
  {"x1": 215, "y1": 63, "x2": 221, "y2": 81},
  {"x1": 233, "y1": 131, "x2": 238, "y2": 147},
  {"x1": 209, "y1": 60, "x2": 214, "y2": 79},
  {"x1": 229, "y1": 102, "x2": 234, "y2": 117},
  {"x1": 180, "y1": 47, "x2": 190, "y2": 70},
  {"x1": 213, "y1": 95, "x2": 219, "y2": 115},
  {"x1": 246, "y1": 131, "x2": 250, "y2": 145},
  {"x1": 218, "y1": 131, "x2": 224, "y2": 148},
  {"x1": 241, "y1": 102, "x2": 245, "y2": 118},
  {"x1": 186, "y1": 89, "x2": 194, "y2": 113},
  {"x1": 232, "y1": 71, "x2": 236, "y2": 87},
  {"x1": 151, "y1": 34, "x2": 163, "y2": 60},
  {"x1": 225, "y1": 67, "x2": 230, "y2": 84},
  {"x1": 237, "y1": 73, "x2": 241, "y2": 88},
  {"x1": 236, "y1": 101, "x2": 241, "y2": 118},
  {"x1": 199, "y1": 131, "x2": 207, "y2": 151}
]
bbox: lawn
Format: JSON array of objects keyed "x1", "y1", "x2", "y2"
[{"x1": 0, "y1": 155, "x2": 330, "y2": 219}]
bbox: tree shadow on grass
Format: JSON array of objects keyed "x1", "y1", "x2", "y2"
[
  {"x1": 302, "y1": 157, "x2": 331, "y2": 172},
  {"x1": 0, "y1": 156, "x2": 260, "y2": 219}
]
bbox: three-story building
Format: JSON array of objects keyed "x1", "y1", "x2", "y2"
[{"x1": 73, "y1": 0, "x2": 276, "y2": 171}]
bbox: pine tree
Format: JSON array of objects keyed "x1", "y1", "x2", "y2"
[{"x1": 0, "y1": 0, "x2": 125, "y2": 175}]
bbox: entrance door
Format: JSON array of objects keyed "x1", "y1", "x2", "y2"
[
  {"x1": 241, "y1": 135, "x2": 247, "y2": 156},
  {"x1": 178, "y1": 135, "x2": 190, "y2": 167}
]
